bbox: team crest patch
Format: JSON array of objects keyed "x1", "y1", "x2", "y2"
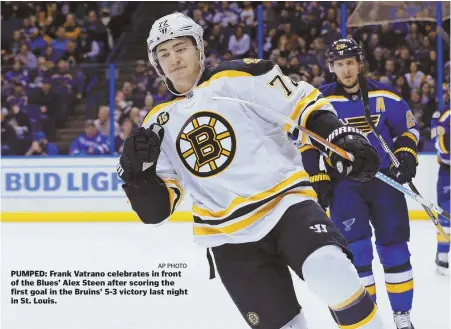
[
  {"x1": 157, "y1": 112, "x2": 170, "y2": 125},
  {"x1": 247, "y1": 312, "x2": 260, "y2": 326},
  {"x1": 176, "y1": 111, "x2": 236, "y2": 177}
]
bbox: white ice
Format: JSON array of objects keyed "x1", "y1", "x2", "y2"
[{"x1": 1, "y1": 220, "x2": 450, "y2": 329}]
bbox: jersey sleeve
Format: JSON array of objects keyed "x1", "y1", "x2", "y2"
[
  {"x1": 385, "y1": 96, "x2": 420, "y2": 152},
  {"x1": 155, "y1": 149, "x2": 184, "y2": 214},
  {"x1": 432, "y1": 109, "x2": 450, "y2": 155},
  {"x1": 141, "y1": 103, "x2": 184, "y2": 215},
  {"x1": 237, "y1": 63, "x2": 337, "y2": 144}
]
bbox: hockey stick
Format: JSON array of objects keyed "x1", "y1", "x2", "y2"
[
  {"x1": 212, "y1": 96, "x2": 451, "y2": 222},
  {"x1": 211, "y1": 97, "x2": 355, "y2": 162},
  {"x1": 358, "y1": 73, "x2": 450, "y2": 240}
]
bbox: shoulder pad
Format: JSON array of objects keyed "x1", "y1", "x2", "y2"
[
  {"x1": 318, "y1": 82, "x2": 339, "y2": 96},
  {"x1": 366, "y1": 79, "x2": 401, "y2": 97},
  {"x1": 141, "y1": 97, "x2": 183, "y2": 127},
  {"x1": 212, "y1": 59, "x2": 275, "y2": 77}
]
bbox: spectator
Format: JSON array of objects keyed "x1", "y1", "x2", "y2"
[
  {"x1": 206, "y1": 24, "x2": 227, "y2": 54},
  {"x1": 15, "y1": 44, "x2": 38, "y2": 69},
  {"x1": 44, "y1": 45, "x2": 59, "y2": 63},
  {"x1": 140, "y1": 94, "x2": 154, "y2": 123},
  {"x1": 50, "y1": 26, "x2": 70, "y2": 58},
  {"x1": 132, "y1": 60, "x2": 150, "y2": 92},
  {"x1": 76, "y1": 28, "x2": 100, "y2": 62},
  {"x1": 151, "y1": 79, "x2": 171, "y2": 107},
  {"x1": 240, "y1": 2, "x2": 255, "y2": 26},
  {"x1": 24, "y1": 131, "x2": 58, "y2": 156},
  {"x1": 115, "y1": 90, "x2": 133, "y2": 124},
  {"x1": 396, "y1": 46, "x2": 412, "y2": 74},
  {"x1": 405, "y1": 61, "x2": 426, "y2": 89},
  {"x1": 5, "y1": 104, "x2": 32, "y2": 153},
  {"x1": 129, "y1": 107, "x2": 141, "y2": 128},
  {"x1": 29, "y1": 57, "x2": 52, "y2": 88},
  {"x1": 69, "y1": 119, "x2": 109, "y2": 155},
  {"x1": 6, "y1": 82, "x2": 28, "y2": 109},
  {"x1": 63, "y1": 14, "x2": 80, "y2": 41},
  {"x1": 4, "y1": 60, "x2": 29, "y2": 86},
  {"x1": 94, "y1": 105, "x2": 119, "y2": 137},
  {"x1": 1, "y1": 108, "x2": 18, "y2": 155},
  {"x1": 27, "y1": 27, "x2": 48, "y2": 56},
  {"x1": 228, "y1": 25, "x2": 251, "y2": 58},
  {"x1": 405, "y1": 23, "x2": 423, "y2": 51},
  {"x1": 62, "y1": 41, "x2": 80, "y2": 66},
  {"x1": 368, "y1": 47, "x2": 385, "y2": 73},
  {"x1": 394, "y1": 75, "x2": 411, "y2": 100},
  {"x1": 384, "y1": 58, "x2": 397, "y2": 83},
  {"x1": 9, "y1": 30, "x2": 23, "y2": 54},
  {"x1": 115, "y1": 118, "x2": 133, "y2": 154},
  {"x1": 262, "y1": 2, "x2": 278, "y2": 30},
  {"x1": 32, "y1": 78, "x2": 58, "y2": 139},
  {"x1": 86, "y1": 10, "x2": 107, "y2": 45},
  {"x1": 409, "y1": 88, "x2": 426, "y2": 130},
  {"x1": 421, "y1": 49, "x2": 437, "y2": 78}
]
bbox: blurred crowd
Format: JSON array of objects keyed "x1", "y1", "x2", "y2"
[
  {"x1": 2, "y1": 1, "x2": 449, "y2": 156},
  {"x1": 1, "y1": 1, "x2": 129, "y2": 156}
]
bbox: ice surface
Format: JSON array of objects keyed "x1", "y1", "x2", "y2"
[{"x1": 1, "y1": 220, "x2": 449, "y2": 329}]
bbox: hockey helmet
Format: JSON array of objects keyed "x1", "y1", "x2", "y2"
[
  {"x1": 146, "y1": 13, "x2": 205, "y2": 96},
  {"x1": 326, "y1": 38, "x2": 363, "y2": 72}
]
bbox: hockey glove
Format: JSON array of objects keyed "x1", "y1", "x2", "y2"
[
  {"x1": 309, "y1": 171, "x2": 333, "y2": 210},
  {"x1": 390, "y1": 147, "x2": 418, "y2": 184},
  {"x1": 327, "y1": 127, "x2": 380, "y2": 182},
  {"x1": 117, "y1": 124, "x2": 164, "y2": 185}
]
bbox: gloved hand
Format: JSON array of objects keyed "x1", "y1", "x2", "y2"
[
  {"x1": 327, "y1": 127, "x2": 380, "y2": 182},
  {"x1": 309, "y1": 171, "x2": 333, "y2": 210},
  {"x1": 390, "y1": 147, "x2": 418, "y2": 184},
  {"x1": 117, "y1": 124, "x2": 164, "y2": 185}
]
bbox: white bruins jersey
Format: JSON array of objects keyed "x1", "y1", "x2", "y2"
[{"x1": 141, "y1": 59, "x2": 337, "y2": 247}]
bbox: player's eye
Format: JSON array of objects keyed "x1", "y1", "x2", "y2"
[
  {"x1": 160, "y1": 52, "x2": 170, "y2": 59},
  {"x1": 175, "y1": 47, "x2": 187, "y2": 53}
]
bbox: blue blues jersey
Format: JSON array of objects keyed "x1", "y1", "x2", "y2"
[
  {"x1": 431, "y1": 105, "x2": 450, "y2": 166},
  {"x1": 69, "y1": 133, "x2": 109, "y2": 156},
  {"x1": 319, "y1": 80, "x2": 419, "y2": 170}
]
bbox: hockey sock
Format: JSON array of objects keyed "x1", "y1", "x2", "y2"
[
  {"x1": 376, "y1": 242, "x2": 413, "y2": 312},
  {"x1": 437, "y1": 213, "x2": 450, "y2": 254},
  {"x1": 348, "y1": 238, "x2": 377, "y2": 303},
  {"x1": 302, "y1": 245, "x2": 385, "y2": 328}
]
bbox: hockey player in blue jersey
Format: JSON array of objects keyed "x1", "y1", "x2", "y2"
[
  {"x1": 431, "y1": 105, "x2": 450, "y2": 275},
  {"x1": 299, "y1": 38, "x2": 418, "y2": 329}
]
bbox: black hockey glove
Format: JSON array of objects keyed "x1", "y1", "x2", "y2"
[
  {"x1": 389, "y1": 148, "x2": 418, "y2": 184},
  {"x1": 309, "y1": 171, "x2": 333, "y2": 210},
  {"x1": 327, "y1": 127, "x2": 380, "y2": 182},
  {"x1": 117, "y1": 124, "x2": 164, "y2": 185}
]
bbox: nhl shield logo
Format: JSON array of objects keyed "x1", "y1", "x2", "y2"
[
  {"x1": 176, "y1": 111, "x2": 236, "y2": 177},
  {"x1": 247, "y1": 312, "x2": 260, "y2": 326}
]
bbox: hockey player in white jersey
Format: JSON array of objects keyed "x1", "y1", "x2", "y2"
[{"x1": 117, "y1": 13, "x2": 385, "y2": 329}]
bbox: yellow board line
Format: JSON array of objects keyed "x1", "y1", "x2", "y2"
[{"x1": 0, "y1": 210, "x2": 433, "y2": 222}]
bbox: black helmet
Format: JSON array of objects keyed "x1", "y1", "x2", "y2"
[{"x1": 326, "y1": 38, "x2": 363, "y2": 64}]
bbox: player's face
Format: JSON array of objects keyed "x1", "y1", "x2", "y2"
[
  {"x1": 156, "y1": 37, "x2": 200, "y2": 84},
  {"x1": 332, "y1": 57, "x2": 360, "y2": 88}
]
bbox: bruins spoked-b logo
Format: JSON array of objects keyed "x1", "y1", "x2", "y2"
[
  {"x1": 247, "y1": 312, "x2": 260, "y2": 326},
  {"x1": 176, "y1": 111, "x2": 236, "y2": 177}
]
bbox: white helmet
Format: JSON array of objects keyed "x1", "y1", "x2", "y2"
[{"x1": 146, "y1": 12, "x2": 205, "y2": 96}]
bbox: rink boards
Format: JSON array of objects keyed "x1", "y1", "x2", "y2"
[{"x1": 0, "y1": 155, "x2": 441, "y2": 222}]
